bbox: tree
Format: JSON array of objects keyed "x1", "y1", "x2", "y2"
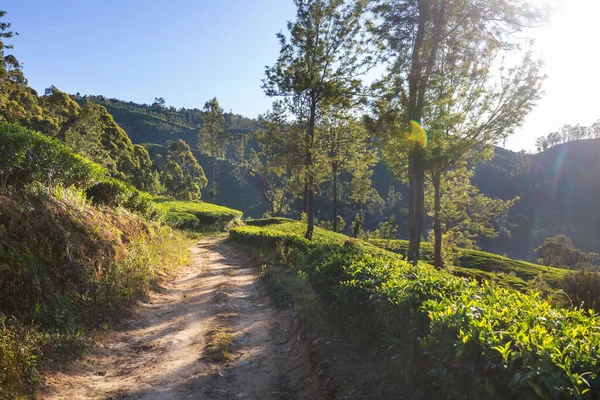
[
  {"x1": 161, "y1": 139, "x2": 207, "y2": 200},
  {"x1": 425, "y1": 164, "x2": 518, "y2": 266},
  {"x1": 346, "y1": 164, "x2": 384, "y2": 238},
  {"x1": 321, "y1": 112, "x2": 377, "y2": 231},
  {"x1": 251, "y1": 102, "x2": 303, "y2": 216},
  {"x1": 263, "y1": 0, "x2": 373, "y2": 239},
  {"x1": 535, "y1": 235, "x2": 599, "y2": 270},
  {"x1": 371, "y1": 0, "x2": 546, "y2": 265},
  {"x1": 0, "y1": 11, "x2": 46, "y2": 128},
  {"x1": 198, "y1": 97, "x2": 228, "y2": 203},
  {"x1": 132, "y1": 144, "x2": 162, "y2": 194}
]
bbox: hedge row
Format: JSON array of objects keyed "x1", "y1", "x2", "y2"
[
  {"x1": 370, "y1": 238, "x2": 568, "y2": 289},
  {"x1": 152, "y1": 197, "x2": 243, "y2": 232},
  {"x1": 230, "y1": 220, "x2": 600, "y2": 399},
  {"x1": 0, "y1": 123, "x2": 153, "y2": 216}
]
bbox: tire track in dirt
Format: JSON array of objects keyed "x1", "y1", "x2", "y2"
[{"x1": 41, "y1": 236, "x2": 314, "y2": 399}]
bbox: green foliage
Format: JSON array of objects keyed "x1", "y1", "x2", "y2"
[
  {"x1": 198, "y1": 97, "x2": 228, "y2": 160},
  {"x1": 152, "y1": 197, "x2": 242, "y2": 232},
  {"x1": 0, "y1": 314, "x2": 42, "y2": 399},
  {"x1": 0, "y1": 186, "x2": 191, "y2": 397},
  {"x1": 560, "y1": 269, "x2": 600, "y2": 313},
  {"x1": 535, "y1": 235, "x2": 599, "y2": 270},
  {"x1": 230, "y1": 220, "x2": 600, "y2": 398},
  {"x1": 161, "y1": 139, "x2": 207, "y2": 200},
  {"x1": 370, "y1": 239, "x2": 568, "y2": 290},
  {"x1": 263, "y1": 0, "x2": 374, "y2": 239},
  {"x1": 86, "y1": 177, "x2": 154, "y2": 217},
  {"x1": 0, "y1": 123, "x2": 104, "y2": 189},
  {"x1": 425, "y1": 164, "x2": 518, "y2": 265}
]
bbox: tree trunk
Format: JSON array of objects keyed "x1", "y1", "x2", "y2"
[
  {"x1": 305, "y1": 94, "x2": 317, "y2": 240},
  {"x1": 211, "y1": 157, "x2": 217, "y2": 203},
  {"x1": 407, "y1": 153, "x2": 425, "y2": 264},
  {"x1": 406, "y1": 0, "x2": 430, "y2": 265},
  {"x1": 302, "y1": 181, "x2": 308, "y2": 215},
  {"x1": 332, "y1": 165, "x2": 338, "y2": 232},
  {"x1": 432, "y1": 171, "x2": 444, "y2": 269}
]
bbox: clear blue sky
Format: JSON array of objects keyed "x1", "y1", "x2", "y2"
[
  {"x1": 3, "y1": 0, "x2": 296, "y2": 113},
  {"x1": 3, "y1": 1, "x2": 599, "y2": 152}
]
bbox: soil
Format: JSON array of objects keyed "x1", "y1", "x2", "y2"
[{"x1": 40, "y1": 236, "x2": 316, "y2": 400}]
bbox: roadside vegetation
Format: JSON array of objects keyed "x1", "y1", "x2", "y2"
[
  {"x1": 369, "y1": 239, "x2": 568, "y2": 290},
  {"x1": 0, "y1": 123, "x2": 192, "y2": 398},
  {"x1": 153, "y1": 197, "x2": 242, "y2": 233},
  {"x1": 231, "y1": 219, "x2": 600, "y2": 399}
]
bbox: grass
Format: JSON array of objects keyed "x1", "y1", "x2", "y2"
[
  {"x1": 0, "y1": 186, "x2": 192, "y2": 398},
  {"x1": 205, "y1": 327, "x2": 235, "y2": 362},
  {"x1": 153, "y1": 197, "x2": 243, "y2": 232},
  {"x1": 368, "y1": 239, "x2": 568, "y2": 290}
]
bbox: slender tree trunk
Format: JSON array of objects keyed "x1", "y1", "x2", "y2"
[
  {"x1": 406, "y1": 0, "x2": 429, "y2": 265},
  {"x1": 432, "y1": 171, "x2": 444, "y2": 269},
  {"x1": 408, "y1": 153, "x2": 425, "y2": 264},
  {"x1": 332, "y1": 164, "x2": 338, "y2": 232},
  {"x1": 302, "y1": 181, "x2": 308, "y2": 215},
  {"x1": 305, "y1": 94, "x2": 317, "y2": 240},
  {"x1": 211, "y1": 157, "x2": 217, "y2": 203}
]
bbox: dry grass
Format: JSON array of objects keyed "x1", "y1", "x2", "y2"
[
  {"x1": 204, "y1": 327, "x2": 235, "y2": 362},
  {"x1": 0, "y1": 185, "x2": 192, "y2": 398}
]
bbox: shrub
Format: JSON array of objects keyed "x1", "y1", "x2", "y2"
[
  {"x1": 0, "y1": 188, "x2": 191, "y2": 397},
  {"x1": 0, "y1": 315, "x2": 41, "y2": 399},
  {"x1": 370, "y1": 238, "x2": 567, "y2": 290},
  {"x1": 230, "y1": 220, "x2": 600, "y2": 399},
  {"x1": 86, "y1": 177, "x2": 154, "y2": 217},
  {"x1": 560, "y1": 269, "x2": 600, "y2": 313},
  {"x1": 0, "y1": 123, "x2": 104, "y2": 189},
  {"x1": 153, "y1": 197, "x2": 243, "y2": 232}
]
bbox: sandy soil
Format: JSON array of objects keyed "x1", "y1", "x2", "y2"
[{"x1": 40, "y1": 236, "x2": 314, "y2": 400}]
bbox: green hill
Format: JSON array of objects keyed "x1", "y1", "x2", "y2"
[
  {"x1": 82, "y1": 95, "x2": 600, "y2": 265},
  {"x1": 368, "y1": 239, "x2": 568, "y2": 290}
]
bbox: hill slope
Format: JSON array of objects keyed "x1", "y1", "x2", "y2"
[{"x1": 88, "y1": 96, "x2": 600, "y2": 262}]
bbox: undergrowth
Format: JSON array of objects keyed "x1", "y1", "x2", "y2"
[{"x1": 0, "y1": 186, "x2": 191, "y2": 399}]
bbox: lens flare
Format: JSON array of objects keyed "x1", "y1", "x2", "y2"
[{"x1": 408, "y1": 120, "x2": 428, "y2": 148}]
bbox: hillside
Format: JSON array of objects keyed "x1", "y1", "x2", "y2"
[
  {"x1": 97, "y1": 96, "x2": 600, "y2": 262},
  {"x1": 368, "y1": 239, "x2": 567, "y2": 290},
  {"x1": 474, "y1": 139, "x2": 600, "y2": 259}
]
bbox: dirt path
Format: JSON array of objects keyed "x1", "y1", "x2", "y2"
[{"x1": 41, "y1": 236, "x2": 314, "y2": 400}]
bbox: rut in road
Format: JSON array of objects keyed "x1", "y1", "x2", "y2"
[{"x1": 42, "y1": 236, "x2": 315, "y2": 399}]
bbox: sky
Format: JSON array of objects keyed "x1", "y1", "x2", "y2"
[{"x1": 3, "y1": 0, "x2": 600, "y2": 152}]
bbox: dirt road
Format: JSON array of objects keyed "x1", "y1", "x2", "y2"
[{"x1": 41, "y1": 236, "x2": 314, "y2": 400}]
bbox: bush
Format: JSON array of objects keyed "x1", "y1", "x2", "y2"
[
  {"x1": 0, "y1": 315, "x2": 41, "y2": 399},
  {"x1": 230, "y1": 220, "x2": 600, "y2": 399},
  {"x1": 86, "y1": 177, "x2": 154, "y2": 217},
  {"x1": 0, "y1": 188, "x2": 191, "y2": 397},
  {"x1": 370, "y1": 238, "x2": 567, "y2": 290},
  {"x1": 153, "y1": 197, "x2": 243, "y2": 232},
  {"x1": 0, "y1": 123, "x2": 104, "y2": 189},
  {"x1": 560, "y1": 269, "x2": 600, "y2": 313}
]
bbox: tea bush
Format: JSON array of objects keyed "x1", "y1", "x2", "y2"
[
  {"x1": 86, "y1": 177, "x2": 154, "y2": 217},
  {"x1": 230, "y1": 220, "x2": 600, "y2": 398},
  {"x1": 370, "y1": 238, "x2": 567, "y2": 289},
  {"x1": 0, "y1": 123, "x2": 103, "y2": 189},
  {"x1": 153, "y1": 197, "x2": 243, "y2": 232}
]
